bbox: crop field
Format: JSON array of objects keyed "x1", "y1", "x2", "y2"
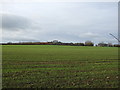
[{"x1": 2, "y1": 45, "x2": 119, "y2": 88}]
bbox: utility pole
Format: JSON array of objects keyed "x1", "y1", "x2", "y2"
[{"x1": 109, "y1": 33, "x2": 120, "y2": 44}]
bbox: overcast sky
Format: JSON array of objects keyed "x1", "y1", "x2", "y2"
[{"x1": 1, "y1": 2, "x2": 118, "y2": 44}]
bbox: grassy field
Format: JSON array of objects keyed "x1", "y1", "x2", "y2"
[{"x1": 2, "y1": 45, "x2": 119, "y2": 88}]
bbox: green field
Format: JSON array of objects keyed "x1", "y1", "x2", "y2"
[{"x1": 2, "y1": 45, "x2": 119, "y2": 88}]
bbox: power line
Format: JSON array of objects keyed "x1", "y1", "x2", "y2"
[{"x1": 109, "y1": 33, "x2": 120, "y2": 43}]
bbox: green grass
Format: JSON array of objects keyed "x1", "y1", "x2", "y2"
[{"x1": 2, "y1": 45, "x2": 119, "y2": 88}]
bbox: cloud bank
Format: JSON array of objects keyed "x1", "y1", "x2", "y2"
[
  {"x1": 1, "y1": 2, "x2": 118, "y2": 44},
  {"x1": 2, "y1": 14, "x2": 31, "y2": 31}
]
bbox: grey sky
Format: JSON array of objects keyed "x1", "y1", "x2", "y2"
[
  {"x1": 2, "y1": 14, "x2": 32, "y2": 30},
  {"x1": 1, "y1": 2, "x2": 118, "y2": 44}
]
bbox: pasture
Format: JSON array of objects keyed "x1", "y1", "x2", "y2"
[{"x1": 2, "y1": 45, "x2": 119, "y2": 88}]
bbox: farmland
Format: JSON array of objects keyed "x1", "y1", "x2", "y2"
[{"x1": 2, "y1": 45, "x2": 119, "y2": 88}]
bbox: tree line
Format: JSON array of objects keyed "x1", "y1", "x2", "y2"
[{"x1": 1, "y1": 40, "x2": 120, "y2": 47}]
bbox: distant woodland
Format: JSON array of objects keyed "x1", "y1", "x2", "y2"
[{"x1": 1, "y1": 40, "x2": 120, "y2": 47}]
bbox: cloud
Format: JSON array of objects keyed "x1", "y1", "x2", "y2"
[
  {"x1": 2, "y1": 13, "x2": 32, "y2": 31},
  {"x1": 1, "y1": 13, "x2": 42, "y2": 42},
  {"x1": 3, "y1": 36, "x2": 38, "y2": 42},
  {"x1": 79, "y1": 32, "x2": 100, "y2": 38},
  {"x1": 1, "y1": 2, "x2": 118, "y2": 44},
  {"x1": 2, "y1": 30, "x2": 40, "y2": 42}
]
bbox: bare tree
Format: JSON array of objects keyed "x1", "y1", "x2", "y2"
[
  {"x1": 85, "y1": 40, "x2": 94, "y2": 46},
  {"x1": 98, "y1": 42, "x2": 108, "y2": 47}
]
